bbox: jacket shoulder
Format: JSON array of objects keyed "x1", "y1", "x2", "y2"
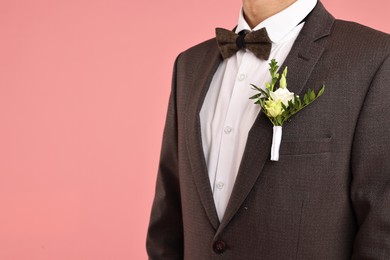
[
  {"x1": 176, "y1": 38, "x2": 219, "y2": 64},
  {"x1": 331, "y1": 19, "x2": 390, "y2": 54}
]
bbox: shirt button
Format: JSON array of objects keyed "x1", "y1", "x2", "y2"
[
  {"x1": 216, "y1": 181, "x2": 224, "y2": 189},
  {"x1": 224, "y1": 126, "x2": 232, "y2": 134},
  {"x1": 238, "y1": 73, "x2": 246, "y2": 81}
]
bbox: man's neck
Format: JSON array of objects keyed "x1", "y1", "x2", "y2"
[{"x1": 242, "y1": 0, "x2": 298, "y2": 28}]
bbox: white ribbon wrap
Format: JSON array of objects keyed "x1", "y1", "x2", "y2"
[{"x1": 271, "y1": 126, "x2": 282, "y2": 161}]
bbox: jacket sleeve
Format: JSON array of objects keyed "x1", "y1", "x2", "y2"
[
  {"x1": 146, "y1": 55, "x2": 184, "y2": 260},
  {"x1": 351, "y1": 54, "x2": 390, "y2": 259}
]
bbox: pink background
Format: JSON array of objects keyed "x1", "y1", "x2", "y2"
[{"x1": 0, "y1": 0, "x2": 389, "y2": 259}]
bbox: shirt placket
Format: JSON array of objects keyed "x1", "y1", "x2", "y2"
[{"x1": 213, "y1": 51, "x2": 251, "y2": 219}]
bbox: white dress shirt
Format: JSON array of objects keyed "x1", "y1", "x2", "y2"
[{"x1": 199, "y1": 0, "x2": 318, "y2": 221}]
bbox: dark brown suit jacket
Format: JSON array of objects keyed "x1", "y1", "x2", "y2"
[{"x1": 147, "y1": 2, "x2": 390, "y2": 259}]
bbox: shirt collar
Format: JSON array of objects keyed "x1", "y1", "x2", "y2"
[{"x1": 235, "y1": 0, "x2": 317, "y2": 44}]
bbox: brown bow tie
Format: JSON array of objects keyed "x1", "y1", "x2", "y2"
[{"x1": 215, "y1": 27, "x2": 272, "y2": 60}]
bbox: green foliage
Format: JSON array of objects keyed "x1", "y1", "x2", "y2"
[
  {"x1": 250, "y1": 59, "x2": 326, "y2": 126},
  {"x1": 268, "y1": 59, "x2": 280, "y2": 92}
]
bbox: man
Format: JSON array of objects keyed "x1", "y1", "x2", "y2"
[{"x1": 147, "y1": 0, "x2": 390, "y2": 258}]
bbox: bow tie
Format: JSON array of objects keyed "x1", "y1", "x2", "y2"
[{"x1": 215, "y1": 27, "x2": 272, "y2": 60}]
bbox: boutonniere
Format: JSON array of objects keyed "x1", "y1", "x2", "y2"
[{"x1": 250, "y1": 59, "x2": 325, "y2": 161}]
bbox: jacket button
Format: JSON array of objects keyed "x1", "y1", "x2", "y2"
[{"x1": 213, "y1": 240, "x2": 226, "y2": 254}]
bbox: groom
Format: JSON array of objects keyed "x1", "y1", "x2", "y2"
[{"x1": 147, "y1": 0, "x2": 390, "y2": 259}]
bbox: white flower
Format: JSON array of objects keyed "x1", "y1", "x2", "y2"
[{"x1": 270, "y1": 87, "x2": 295, "y2": 107}]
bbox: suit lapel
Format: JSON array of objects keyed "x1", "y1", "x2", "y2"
[
  {"x1": 185, "y1": 42, "x2": 222, "y2": 230},
  {"x1": 217, "y1": 1, "x2": 335, "y2": 233}
]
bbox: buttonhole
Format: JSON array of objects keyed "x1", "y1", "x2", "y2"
[{"x1": 298, "y1": 53, "x2": 310, "y2": 61}]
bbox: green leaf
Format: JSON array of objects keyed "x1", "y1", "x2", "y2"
[
  {"x1": 250, "y1": 84, "x2": 262, "y2": 92},
  {"x1": 259, "y1": 99, "x2": 265, "y2": 107},
  {"x1": 258, "y1": 88, "x2": 269, "y2": 97},
  {"x1": 276, "y1": 116, "x2": 283, "y2": 125},
  {"x1": 309, "y1": 89, "x2": 316, "y2": 101},
  {"x1": 269, "y1": 59, "x2": 279, "y2": 73},
  {"x1": 295, "y1": 96, "x2": 301, "y2": 109},
  {"x1": 317, "y1": 85, "x2": 325, "y2": 97},
  {"x1": 304, "y1": 93, "x2": 309, "y2": 104}
]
